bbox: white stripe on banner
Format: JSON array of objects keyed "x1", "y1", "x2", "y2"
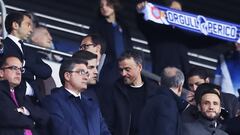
[{"x1": 141, "y1": 2, "x2": 240, "y2": 43}]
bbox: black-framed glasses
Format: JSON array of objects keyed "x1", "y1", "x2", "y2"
[
  {"x1": 68, "y1": 69, "x2": 89, "y2": 76},
  {"x1": 1, "y1": 66, "x2": 25, "y2": 73},
  {"x1": 79, "y1": 43, "x2": 96, "y2": 50}
]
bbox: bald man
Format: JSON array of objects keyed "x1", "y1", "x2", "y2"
[{"x1": 139, "y1": 67, "x2": 187, "y2": 135}]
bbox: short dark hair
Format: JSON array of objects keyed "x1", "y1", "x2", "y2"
[
  {"x1": 0, "y1": 55, "x2": 22, "y2": 68},
  {"x1": 59, "y1": 58, "x2": 88, "y2": 85},
  {"x1": 104, "y1": 0, "x2": 121, "y2": 12},
  {"x1": 72, "y1": 50, "x2": 97, "y2": 61},
  {"x1": 81, "y1": 33, "x2": 106, "y2": 54},
  {"x1": 5, "y1": 11, "x2": 32, "y2": 34},
  {"x1": 195, "y1": 83, "x2": 221, "y2": 105},
  {"x1": 161, "y1": 67, "x2": 185, "y2": 88},
  {"x1": 118, "y1": 50, "x2": 143, "y2": 65},
  {"x1": 187, "y1": 67, "x2": 211, "y2": 80}
]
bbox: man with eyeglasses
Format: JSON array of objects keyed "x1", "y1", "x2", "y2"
[
  {"x1": 80, "y1": 34, "x2": 106, "y2": 66},
  {"x1": 79, "y1": 34, "x2": 121, "y2": 120},
  {"x1": 0, "y1": 55, "x2": 49, "y2": 135},
  {"x1": 43, "y1": 58, "x2": 111, "y2": 135},
  {"x1": 72, "y1": 50, "x2": 99, "y2": 100}
]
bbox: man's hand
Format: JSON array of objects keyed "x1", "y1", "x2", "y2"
[
  {"x1": 186, "y1": 91, "x2": 196, "y2": 105},
  {"x1": 136, "y1": 1, "x2": 147, "y2": 13},
  {"x1": 17, "y1": 106, "x2": 30, "y2": 116}
]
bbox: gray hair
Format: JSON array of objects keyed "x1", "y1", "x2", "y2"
[
  {"x1": 160, "y1": 67, "x2": 185, "y2": 88},
  {"x1": 118, "y1": 50, "x2": 143, "y2": 65}
]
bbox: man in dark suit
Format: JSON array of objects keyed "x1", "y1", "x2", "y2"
[
  {"x1": 43, "y1": 58, "x2": 111, "y2": 135},
  {"x1": 1, "y1": 11, "x2": 52, "y2": 101},
  {"x1": 79, "y1": 33, "x2": 120, "y2": 84},
  {"x1": 139, "y1": 67, "x2": 187, "y2": 135},
  {"x1": 72, "y1": 50, "x2": 99, "y2": 101},
  {"x1": 0, "y1": 55, "x2": 49, "y2": 135},
  {"x1": 79, "y1": 34, "x2": 120, "y2": 124},
  {"x1": 182, "y1": 84, "x2": 229, "y2": 135}
]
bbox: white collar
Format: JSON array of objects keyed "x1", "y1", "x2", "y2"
[
  {"x1": 8, "y1": 35, "x2": 21, "y2": 44},
  {"x1": 130, "y1": 82, "x2": 144, "y2": 88},
  {"x1": 65, "y1": 87, "x2": 81, "y2": 99},
  {"x1": 7, "y1": 35, "x2": 23, "y2": 53}
]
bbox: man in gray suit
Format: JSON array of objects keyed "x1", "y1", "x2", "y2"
[{"x1": 183, "y1": 83, "x2": 229, "y2": 135}]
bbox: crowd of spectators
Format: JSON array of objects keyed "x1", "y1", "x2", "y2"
[{"x1": 0, "y1": 0, "x2": 240, "y2": 135}]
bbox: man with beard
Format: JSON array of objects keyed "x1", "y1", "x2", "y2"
[
  {"x1": 182, "y1": 67, "x2": 239, "y2": 123},
  {"x1": 183, "y1": 83, "x2": 229, "y2": 135},
  {"x1": 106, "y1": 51, "x2": 160, "y2": 135}
]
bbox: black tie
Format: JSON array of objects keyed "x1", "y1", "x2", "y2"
[
  {"x1": 18, "y1": 40, "x2": 25, "y2": 52},
  {"x1": 74, "y1": 97, "x2": 89, "y2": 130},
  {"x1": 18, "y1": 40, "x2": 24, "y2": 46},
  {"x1": 18, "y1": 40, "x2": 26, "y2": 65}
]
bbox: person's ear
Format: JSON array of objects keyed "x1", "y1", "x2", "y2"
[
  {"x1": 12, "y1": 22, "x2": 20, "y2": 30},
  {"x1": 96, "y1": 44, "x2": 101, "y2": 54},
  {"x1": 0, "y1": 70, "x2": 4, "y2": 79},
  {"x1": 197, "y1": 104, "x2": 201, "y2": 111},
  {"x1": 138, "y1": 63, "x2": 142, "y2": 72},
  {"x1": 205, "y1": 77, "x2": 210, "y2": 83},
  {"x1": 64, "y1": 72, "x2": 71, "y2": 82},
  {"x1": 178, "y1": 83, "x2": 184, "y2": 93}
]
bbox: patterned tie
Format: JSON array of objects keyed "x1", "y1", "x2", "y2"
[{"x1": 10, "y1": 89, "x2": 32, "y2": 135}]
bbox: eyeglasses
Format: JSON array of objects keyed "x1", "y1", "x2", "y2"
[
  {"x1": 1, "y1": 66, "x2": 25, "y2": 73},
  {"x1": 68, "y1": 69, "x2": 89, "y2": 76},
  {"x1": 80, "y1": 43, "x2": 96, "y2": 50}
]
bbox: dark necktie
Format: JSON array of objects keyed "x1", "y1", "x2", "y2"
[
  {"x1": 18, "y1": 40, "x2": 24, "y2": 53},
  {"x1": 74, "y1": 97, "x2": 89, "y2": 131},
  {"x1": 18, "y1": 40, "x2": 24, "y2": 46},
  {"x1": 10, "y1": 89, "x2": 32, "y2": 135},
  {"x1": 18, "y1": 40, "x2": 26, "y2": 66}
]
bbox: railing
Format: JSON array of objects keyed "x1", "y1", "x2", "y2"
[
  {"x1": 3, "y1": 4, "x2": 218, "y2": 70},
  {"x1": 0, "y1": 0, "x2": 7, "y2": 38},
  {"x1": 24, "y1": 42, "x2": 72, "y2": 57}
]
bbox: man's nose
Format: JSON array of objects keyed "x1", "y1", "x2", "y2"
[
  {"x1": 193, "y1": 85, "x2": 198, "y2": 91},
  {"x1": 121, "y1": 70, "x2": 127, "y2": 76}
]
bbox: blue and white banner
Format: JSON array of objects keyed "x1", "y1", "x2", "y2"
[{"x1": 141, "y1": 2, "x2": 240, "y2": 43}]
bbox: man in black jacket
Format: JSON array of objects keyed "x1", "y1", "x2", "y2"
[
  {"x1": 106, "y1": 51, "x2": 160, "y2": 135},
  {"x1": 183, "y1": 67, "x2": 240, "y2": 122},
  {"x1": 183, "y1": 84, "x2": 229, "y2": 135},
  {"x1": 139, "y1": 67, "x2": 186, "y2": 135}
]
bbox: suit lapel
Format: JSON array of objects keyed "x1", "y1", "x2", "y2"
[
  {"x1": 4, "y1": 37, "x2": 24, "y2": 60},
  {"x1": 14, "y1": 81, "x2": 27, "y2": 106}
]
